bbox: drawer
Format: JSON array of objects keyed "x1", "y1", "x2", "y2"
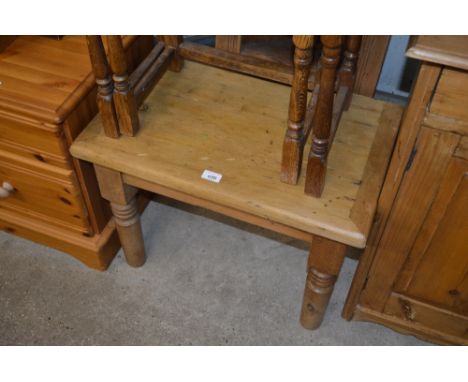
[
  {"x1": 0, "y1": 149, "x2": 91, "y2": 234},
  {"x1": 0, "y1": 111, "x2": 70, "y2": 168}
]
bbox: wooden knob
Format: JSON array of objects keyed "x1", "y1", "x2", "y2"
[{"x1": 0, "y1": 181, "x2": 14, "y2": 199}]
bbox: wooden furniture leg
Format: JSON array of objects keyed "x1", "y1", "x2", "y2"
[
  {"x1": 354, "y1": 36, "x2": 390, "y2": 97},
  {"x1": 305, "y1": 36, "x2": 343, "y2": 197},
  {"x1": 107, "y1": 35, "x2": 140, "y2": 136},
  {"x1": 110, "y1": 199, "x2": 146, "y2": 267},
  {"x1": 281, "y1": 35, "x2": 315, "y2": 184},
  {"x1": 159, "y1": 35, "x2": 184, "y2": 72},
  {"x1": 339, "y1": 35, "x2": 362, "y2": 110},
  {"x1": 94, "y1": 165, "x2": 146, "y2": 267},
  {"x1": 86, "y1": 36, "x2": 120, "y2": 138},
  {"x1": 339, "y1": 36, "x2": 362, "y2": 87},
  {"x1": 301, "y1": 236, "x2": 347, "y2": 329}
]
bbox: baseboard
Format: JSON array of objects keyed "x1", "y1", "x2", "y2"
[
  {"x1": 0, "y1": 208, "x2": 119, "y2": 270},
  {"x1": 352, "y1": 305, "x2": 467, "y2": 345}
]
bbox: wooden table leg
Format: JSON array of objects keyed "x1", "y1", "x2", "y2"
[
  {"x1": 300, "y1": 236, "x2": 347, "y2": 329},
  {"x1": 94, "y1": 165, "x2": 146, "y2": 267},
  {"x1": 110, "y1": 199, "x2": 146, "y2": 267}
]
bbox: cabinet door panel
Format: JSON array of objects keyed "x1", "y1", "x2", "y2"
[
  {"x1": 430, "y1": 68, "x2": 468, "y2": 125},
  {"x1": 400, "y1": 158, "x2": 468, "y2": 315},
  {"x1": 359, "y1": 127, "x2": 460, "y2": 311}
]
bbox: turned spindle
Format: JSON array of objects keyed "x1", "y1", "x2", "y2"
[
  {"x1": 107, "y1": 35, "x2": 140, "y2": 136},
  {"x1": 339, "y1": 35, "x2": 362, "y2": 87},
  {"x1": 304, "y1": 36, "x2": 343, "y2": 197},
  {"x1": 281, "y1": 35, "x2": 315, "y2": 185},
  {"x1": 339, "y1": 35, "x2": 362, "y2": 110},
  {"x1": 86, "y1": 36, "x2": 120, "y2": 138}
]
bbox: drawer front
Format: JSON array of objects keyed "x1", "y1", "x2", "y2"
[
  {"x1": 0, "y1": 112, "x2": 70, "y2": 168},
  {"x1": 0, "y1": 150, "x2": 91, "y2": 233}
]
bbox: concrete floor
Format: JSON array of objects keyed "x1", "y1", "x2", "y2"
[{"x1": 0, "y1": 198, "x2": 429, "y2": 345}]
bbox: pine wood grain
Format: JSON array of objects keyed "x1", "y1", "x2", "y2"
[
  {"x1": 179, "y1": 41, "x2": 305, "y2": 88},
  {"x1": 344, "y1": 43, "x2": 468, "y2": 344},
  {"x1": 0, "y1": 35, "x2": 153, "y2": 268},
  {"x1": 301, "y1": 237, "x2": 347, "y2": 329},
  {"x1": 0, "y1": 149, "x2": 90, "y2": 233},
  {"x1": 454, "y1": 136, "x2": 468, "y2": 160},
  {"x1": 384, "y1": 292, "x2": 468, "y2": 344},
  {"x1": 215, "y1": 36, "x2": 242, "y2": 53},
  {"x1": 430, "y1": 67, "x2": 468, "y2": 124},
  {"x1": 240, "y1": 36, "x2": 296, "y2": 67},
  {"x1": 71, "y1": 62, "x2": 399, "y2": 248},
  {"x1": 359, "y1": 127, "x2": 460, "y2": 311},
  {"x1": 354, "y1": 304, "x2": 467, "y2": 345},
  {"x1": 342, "y1": 63, "x2": 442, "y2": 319},
  {"x1": 396, "y1": 158, "x2": 468, "y2": 314},
  {"x1": 0, "y1": 112, "x2": 69, "y2": 162},
  {"x1": 407, "y1": 35, "x2": 468, "y2": 71},
  {"x1": 424, "y1": 112, "x2": 468, "y2": 136},
  {"x1": 354, "y1": 36, "x2": 390, "y2": 97},
  {"x1": 0, "y1": 208, "x2": 119, "y2": 271},
  {"x1": 94, "y1": 165, "x2": 145, "y2": 267},
  {"x1": 0, "y1": 35, "x2": 145, "y2": 124},
  {"x1": 124, "y1": 174, "x2": 314, "y2": 243},
  {"x1": 0, "y1": 36, "x2": 16, "y2": 53},
  {"x1": 349, "y1": 102, "x2": 403, "y2": 234}
]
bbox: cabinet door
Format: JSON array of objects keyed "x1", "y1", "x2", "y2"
[
  {"x1": 359, "y1": 127, "x2": 468, "y2": 343},
  {"x1": 386, "y1": 156, "x2": 468, "y2": 340}
]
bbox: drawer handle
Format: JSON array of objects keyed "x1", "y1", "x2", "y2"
[{"x1": 0, "y1": 182, "x2": 15, "y2": 199}]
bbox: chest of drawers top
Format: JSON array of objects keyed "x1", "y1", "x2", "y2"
[{"x1": 0, "y1": 36, "x2": 94, "y2": 125}]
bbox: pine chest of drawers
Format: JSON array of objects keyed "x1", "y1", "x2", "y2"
[{"x1": 0, "y1": 36, "x2": 152, "y2": 269}]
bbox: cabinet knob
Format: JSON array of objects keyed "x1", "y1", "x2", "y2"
[{"x1": 0, "y1": 181, "x2": 15, "y2": 199}]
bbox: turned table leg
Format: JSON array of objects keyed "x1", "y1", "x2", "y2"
[
  {"x1": 94, "y1": 165, "x2": 146, "y2": 267},
  {"x1": 110, "y1": 199, "x2": 146, "y2": 267},
  {"x1": 300, "y1": 236, "x2": 347, "y2": 329}
]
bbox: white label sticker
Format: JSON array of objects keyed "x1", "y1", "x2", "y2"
[{"x1": 201, "y1": 169, "x2": 222, "y2": 183}]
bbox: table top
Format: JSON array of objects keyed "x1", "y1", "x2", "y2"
[
  {"x1": 71, "y1": 62, "x2": 402, "y2": 247},
  {"x1": 406, "y1": 36, "x2": 468, "y2": 70}
]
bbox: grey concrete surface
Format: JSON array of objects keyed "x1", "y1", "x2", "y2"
[{"x1": 0, "y1": 198, "x2": 429, "y2": 345}]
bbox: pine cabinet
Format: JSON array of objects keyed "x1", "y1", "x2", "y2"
[{"x1": 343, "y1": 36, "x2": 468, "y2": 345}]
